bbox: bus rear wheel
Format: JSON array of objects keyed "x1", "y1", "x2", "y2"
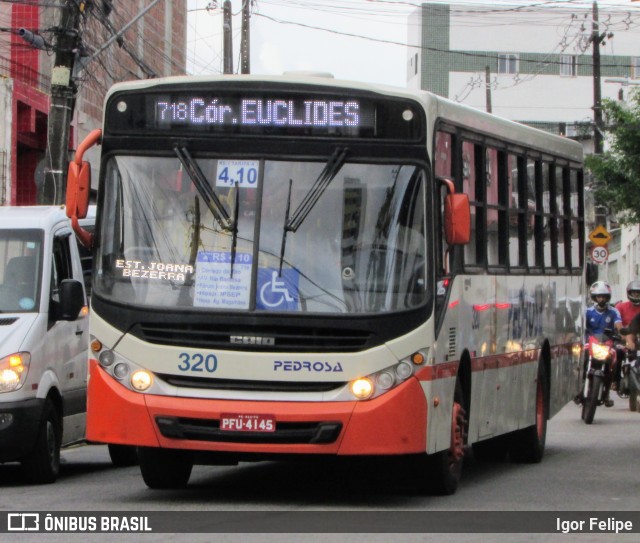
[
  {"x1": 138, "y1": 447, "x2": 193, "y2": 489},
  {"x1": 510, "y1": 362, "x2": 548, "y2": 462}
]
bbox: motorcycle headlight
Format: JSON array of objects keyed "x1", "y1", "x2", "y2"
[
  {"x1": 0, "y1": 352, "x2": 31, "y2": 393},
  {"x1": 591, "y1": 343, "x2": 610, "y2": 361}
]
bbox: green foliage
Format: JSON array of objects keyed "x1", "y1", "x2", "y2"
[{"x1": 585, "y1": 89, "x2": 640, "y2": 225}]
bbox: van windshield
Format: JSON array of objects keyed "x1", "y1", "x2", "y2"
[{"x1": 0, "y1": 230, "x2": 43, "y2": 313}]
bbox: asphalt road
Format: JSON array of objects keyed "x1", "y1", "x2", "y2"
[{"x1": 1, "y1": 399, "x2": 639, "y2": 543}]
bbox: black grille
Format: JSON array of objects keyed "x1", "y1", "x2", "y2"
[
  {"x1": 131, "y1": 322, "x2": 374, "y2": 352},
  {"x1": 156, "y1": 416, "x2": 342, "y2": 445},
  {"x1": 0, "y1": 318, "x2": 18, "y2": 326},
  {"x1": 157, "y1": 374, "x2": 345, "y2": 393}
]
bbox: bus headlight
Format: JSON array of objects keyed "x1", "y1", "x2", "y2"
[
  {"x1": 348, "y1": 350, "x2": 427, "y2": 401},
  {"x1": 131, "y1": 370, "x2": 153, "y2": 391},
  {"x1": 91, "y1": 335, "x2": 157, "y2": 394},
  {"x1": 113, "y1": 363, "x2": 130, "y2": 380},
  {"x1": 0, "y1": 352, "x2": 30, "y2": 393},
  {"x1": 350, "y1": 378, "x2": 374, "y2": 400},
  {"x1": 99, "y1": 350, "x2": 115, "y2": 367}
]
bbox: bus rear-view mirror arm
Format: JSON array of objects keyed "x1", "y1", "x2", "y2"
[{"x1": 67, "y1": 128, "x2": 102, "y2": 249}]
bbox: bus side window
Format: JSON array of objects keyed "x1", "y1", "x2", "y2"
[{"x1": 434, "y1": 130, "x2": 453, "y2": 278}]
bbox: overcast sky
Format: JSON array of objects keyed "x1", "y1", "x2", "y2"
[{"x1": 186, "y1": 0, "x2": 640, "y2": 88}]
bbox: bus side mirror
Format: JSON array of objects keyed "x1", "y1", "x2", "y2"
[
  {"x1": 66, "y1": 160, "x2": 91, "y2": 219},
  {"x1": 66, "y1": 129, "x2": 102, "y2": 249},
  {"x1": 444, "y1": 192, "x2": 471, "y2": 246}
]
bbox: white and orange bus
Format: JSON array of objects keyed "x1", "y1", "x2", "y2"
[{"x1": 66, "y1": 74, "x2": 585, "y2": 494}]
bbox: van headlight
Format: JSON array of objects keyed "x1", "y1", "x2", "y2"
[{"x1": 0, "y1": 352, "x2": 30, "y2": 393}]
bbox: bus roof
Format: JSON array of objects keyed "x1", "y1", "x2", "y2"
[{"x1": 104, "y1": 74, "x2": 583, "y2": 163}]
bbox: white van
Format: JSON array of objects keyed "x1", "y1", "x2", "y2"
[{"x1": 0, "y1": 206, "x2": 91, "y2": 483}]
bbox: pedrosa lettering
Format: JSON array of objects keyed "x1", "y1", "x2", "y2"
[{"x1": 274, "y1": 360, "x2": 344, "y2": 372}]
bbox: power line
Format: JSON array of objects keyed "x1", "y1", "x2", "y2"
[{"x1": 251, "y1": 11, "x2": 639, "y2": 70}]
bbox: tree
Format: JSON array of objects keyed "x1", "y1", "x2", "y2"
[{"x1": 585, "y1": 88, "x2": 640, "y2": 225}]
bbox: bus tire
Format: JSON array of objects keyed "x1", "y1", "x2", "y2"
[
  {"x1": 510, "y1": 362, "x2": 548, "y2": 463},
  {"x1": 416, "y1": 380, "x2": 466, "y2": 495},
  {"x1": 22, "y1": 399, "x2": 61, "y2": 484},
  {"x1": 108, "y1": 444, "x2": 138, "y2": 467},
  {"x1": 138, "y1": 447, "x2": 193, "y2": 489}
]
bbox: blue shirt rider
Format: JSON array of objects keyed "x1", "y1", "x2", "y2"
[
  {"x1": 585, "y1": 281, "x2": 622, "y2": 338},
  {"x1": 583, "y1": 281, "x2": 622, "y2": 407}
]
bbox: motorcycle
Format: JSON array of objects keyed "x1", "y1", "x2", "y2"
[
  {"x1": 617, "y1": 327, "x2": 640, "y2": 413},
  {"x1": 580, "y1": 329, "x2": 621, "y2": 424}
]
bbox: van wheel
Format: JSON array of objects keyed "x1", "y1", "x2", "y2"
[
  {"x1": 22, "y1": 399, "x2": 61, "y2": 484},
  {"x1": 138, "y1": 447, "x2": 193, "y2": 489},
  {"x1": 108, "y1": 444, "x2": 138, "y2": 467}
]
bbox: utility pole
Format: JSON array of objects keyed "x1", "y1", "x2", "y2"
[
  {"x1": 223, "y1": 0, "x2": 233, "y2": 74},
  {"x1": 240, "y1": 0, "x2": 251, "y2": 74},
  {"x1": 591, "y1": 1, "x2": 605, "y2": 155},
  {"x1": 39, "y1": 0, "x2": 88, "y2": 205},
  {"x1": 485, "y1": 65, "x2": 492, "y2": 114}
]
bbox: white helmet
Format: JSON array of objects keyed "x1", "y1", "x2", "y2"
[
  {"x1": 590, "y1": 281, "x2": 612, "y2": 309},
  {"x1": 627, "y1": 280, "x2": 640, "y2": 306}
]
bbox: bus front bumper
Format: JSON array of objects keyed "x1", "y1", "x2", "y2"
[{"x1": 86, "y1": 360, "x2": 428, "y2": 456}]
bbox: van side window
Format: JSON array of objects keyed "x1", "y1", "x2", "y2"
[{"x1": 51, "y1": 235, "x2": 73, "y2": 306}]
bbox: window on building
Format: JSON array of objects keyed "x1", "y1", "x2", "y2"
[
  {"x1": 498, "y1": 53, "x2": 519, "y2": 75},
  {"x1": 632, "y1": 57, "x2": 640, "y2": 79},
  {"x1": 560, "y1": 55, "x2": 577, "y2": 77}
]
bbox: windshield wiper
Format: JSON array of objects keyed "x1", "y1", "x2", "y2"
[
  {"x1": 286, "y1": 147, "x2": 348, "y2": 232},
  {"x1": 278, "y1": 147, "x2": 348, "y2": 274},
  {"x1": 174, "y1": 145, "x2": 234, "y2": 231},
  {"x1": 229, "y1": 182, "x2": 239, "y2": 278}
]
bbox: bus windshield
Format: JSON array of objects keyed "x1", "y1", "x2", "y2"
[{"x1": 95, "y1": 154, "x2": 426, "y2": 315}]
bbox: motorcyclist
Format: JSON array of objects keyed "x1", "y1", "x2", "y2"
[
  {"x1": 615, "y1": 280, "x2": 640, "y2": 366},
  {"x1": 584, "y1": 281, "x2": 622, "y2": 407}
]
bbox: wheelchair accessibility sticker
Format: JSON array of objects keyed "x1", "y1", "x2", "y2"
[{"x1": 257, "y1": 268, "x2": 299, "y2": 311}]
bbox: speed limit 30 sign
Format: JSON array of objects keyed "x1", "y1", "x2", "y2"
[{"x1": 590, "y1": 245, "x2": 609, "y2": 264}]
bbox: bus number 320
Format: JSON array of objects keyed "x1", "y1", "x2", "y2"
[{"x1": 178, "y1": 352, "x2": 218, "y2": 373}]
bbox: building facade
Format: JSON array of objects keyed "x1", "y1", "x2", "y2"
[
  {"x1": 407, "y1": 2, "x2": 638, "y2": 146},
  {"x1": 0, "y1": 0, "x2": 187, "y2": 206},
  {"x1": 407, "y1": 2, "x2": 640, "y2": 294}
]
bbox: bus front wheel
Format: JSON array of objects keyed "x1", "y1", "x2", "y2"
[
  {"x1": 138, "y1": 447, "x2": 193, "y2": 489},
  {"x1": 414, "y1": 381, "x2": 467, "y2": 495}
]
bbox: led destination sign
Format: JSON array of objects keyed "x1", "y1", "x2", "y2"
[
  {"x1": 106, "y1": 88, "x2": 423, "y2": 140},
  {"x1": 156, "y1": 98, "x2": 363, "y2": 129}
]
